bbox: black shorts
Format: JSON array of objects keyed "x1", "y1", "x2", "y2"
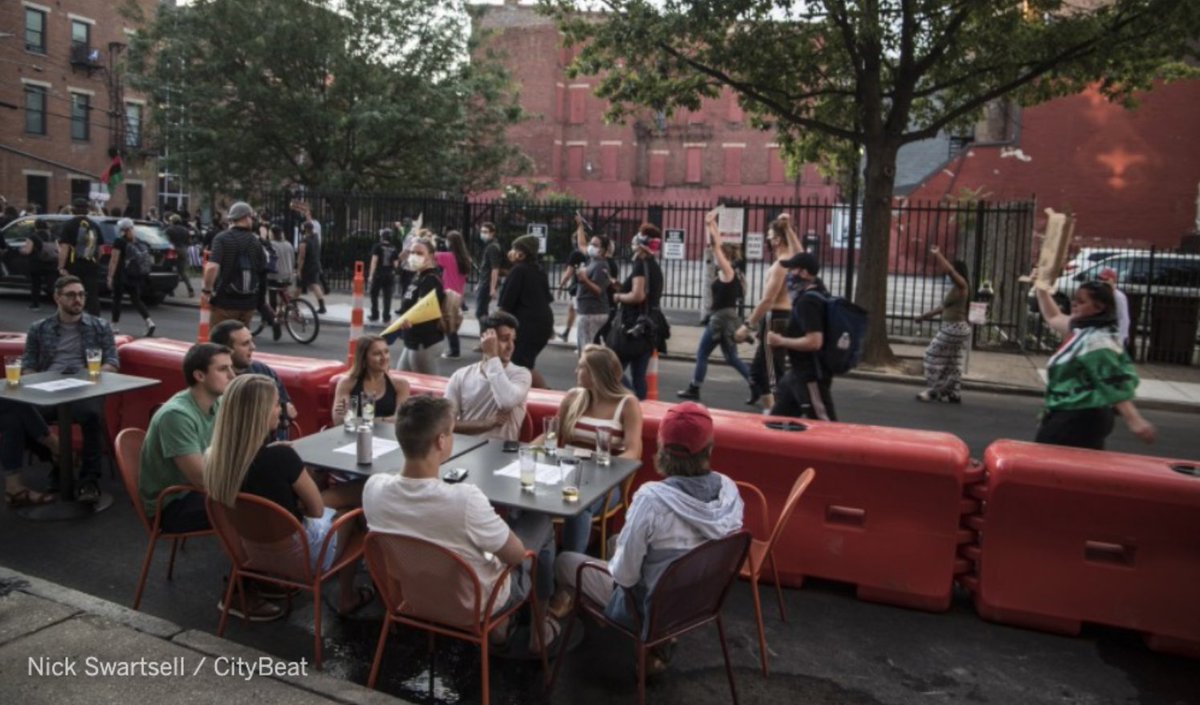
[{"x1": 1035, "y1": 407, "x2": 1114, "y2": 450}]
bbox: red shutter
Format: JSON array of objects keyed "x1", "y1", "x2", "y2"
[
  {"x1": 723, "y1": 148, "x2": 743, "y2": 185},
  {"x1": 601, "y1": 145, "x2": 618, "y2": 181},
  {"x1": 649, "y1": 153, "x2": 667, "y2": 188},
  {"x1": 567, "y1": 145, "x2": 584, "y2": 180},
  {"x1": 686, "y1": 147, "x2": 703, "y2": 184},
  {"x1": 768, "y1": 147, "x2": 786, "y2": 183}
]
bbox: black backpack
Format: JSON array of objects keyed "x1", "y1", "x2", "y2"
[
  {"x1": 124, "y1": 240, "x2": 154, "y2": 277},
  {"x1": 220, "y1": 236, "x2": 262, "y2": 297},
  {"x1": 804, "y1": 290, "x2": 869, "y2": 377}
]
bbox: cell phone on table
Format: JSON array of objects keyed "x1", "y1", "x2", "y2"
[
  {"x1": 502, "y1": 440, "x2": 520, "y2": 452},
  {"x1": 442, "y1": 467, "x2": 469, "y2": 483}
]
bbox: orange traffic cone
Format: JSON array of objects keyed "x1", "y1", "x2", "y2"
[
  {"x1": 646, "y1": 349, "x2": 660, "y2": 401},
  {"x1": 347, "y1": 261, "x2": 365, "y2": 364},
  {"x1": 196, "y1": 252, "x2": 210, "y2": 343}
]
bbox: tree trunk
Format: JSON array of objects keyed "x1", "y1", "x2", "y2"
[{"x1": 854, "y1": 137, "x2": 902, "y2": 367}]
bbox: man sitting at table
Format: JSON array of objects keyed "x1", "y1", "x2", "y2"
[
  {"x1": 21, "y1": 275, "x2": 120, "y2": 503},
  {"x1": 210, "y1": 319, "x2": 297, "y2": 440},
  {"x1": 363, "y1": 396, "x2": 556, "y2": 650},
  {"x1": 139, "y1": 343, "x2": 234, "y2": 534},
  {"x1": 550, "y1": 401, "x2": 744, "y2": 672},
  {"x1": 443, "y1": 312, "x2": 531, "y2": 442}
]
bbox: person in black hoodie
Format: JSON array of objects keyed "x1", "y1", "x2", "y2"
[
  {"x1": 498, "y1": 234, "x2": 554, "y2": 388},
  {"x1": 766, "y1": 251, "x2": 837, "y2": 421},
  {"x1": 390, "y1": 238, "x2": 445, "y2": 374}
]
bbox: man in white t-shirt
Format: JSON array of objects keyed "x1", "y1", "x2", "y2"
[
  {"x1": 443, "y1": 312, "x2": 531, "y2": 441},
  {"x1": 363, "y1": 396, "x2": 554, "y2": 644},
  {"x1": 1098, "y1": 267, "x2": 1131, "y2": 352}
]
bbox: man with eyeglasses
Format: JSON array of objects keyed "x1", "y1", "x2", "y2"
[{"x1": 20, "y1": 276, "x2": 120, "y2": 503}]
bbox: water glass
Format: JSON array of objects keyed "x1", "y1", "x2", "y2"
[
  {"x1": 342, "y1": 395, "x2": 358, "y2": 431},
  {"x1": 85, "y1": 348, "x2": 102, "y2": 378},
  {"x1": 595, "y1": 428, "x2": 612, "y2": 467},
  {"x1": 559, "y1": 446, "x2": 579, "y2": 502},
  {"x1": 542, "y1": 417, "x2": 559, "y2": 457},
  {"x1": 360, "y1": 392, "x2": 376, "y2": 423},
  {"x1": 5, "y1": 356, "x2": 21, "y2": 387},
  {"x1": 518, "y1": 447, "x2": 536, "y2": 492}
]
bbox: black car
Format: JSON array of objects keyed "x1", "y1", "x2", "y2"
[{"x1": 1, "y1": 215, "x2": 181, "y2": 305}]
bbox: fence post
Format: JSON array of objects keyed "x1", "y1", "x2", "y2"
[{"x1": 347, "y1": 261, "x2": 364, "y2": 365}]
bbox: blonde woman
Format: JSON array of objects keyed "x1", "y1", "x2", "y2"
[
  {"x1": 204, "y1": 375, "x2": 372, "y2": 616},
  {"x1": 332, "y1": 334, "x2": 411, "y2": 427},
  {"x1": 541, "y1": 345, "x2": 643, "y2": 554}
]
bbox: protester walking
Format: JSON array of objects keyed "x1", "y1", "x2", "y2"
[
  {"x1": 390, "y1": 238, "x2": 445, "y2": 374},
  {"x1": 436, "y1": 230, "x2": 471, "y2": 359},
  {"x1": 24, "y1": 220, "x2": 57, "y2": 309},
  {"x1": 570, "y1": 214, "x2": 612, "y2": 354},
  {"x1": 914, "y1": 245, "x2": 970, "y2": 403},
  {"x1": 497, "y1": 234, "x2": 554, "y2": 388},
  {"x1": 474, "y1": 222, "x2": 504, "y2": 321},
  {"x1": 296, "y1": 221, "x2": 327, "y2": 315},
  {"x1": 611, "y1": 224, "x2": 666, "y2": 400},
  {"x1": 679, "y1": 209, "x2": 752, "y2": 401},
  {"x1": 57, "y1": 198, "x2": 103, "y2": 317},
  {"x1": 165, "y1": 214, "x2": 196, "y2": 297},
  {"x1": 367, "y1": 229, "x2": 399, "y2": 324},
  {"x1": 107, "y1": 218, "x2": 156, "y2": 337}
]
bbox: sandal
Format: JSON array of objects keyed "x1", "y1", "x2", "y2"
[{"x1": 5, "y1": 488, "x2": 55, "y2": 508}]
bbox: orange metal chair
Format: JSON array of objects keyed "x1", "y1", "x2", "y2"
[
  {"x1": 206, "y1": 494, "x2": 364, "y2": 668},
  {"x1": 114, "y1": 427, "x2": 214, "y2": 610},
  {"x1": 736, "y1": 467, "x2": 817, "y2": 676},
  {"x1": 549, "y1": 530, "x2": 752, "y2": 705},
  {"x1": 362, "y1": 532, "x2": 547, "y2": 704}
]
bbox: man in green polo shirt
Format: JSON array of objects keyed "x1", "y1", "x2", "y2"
[{"x1": 139, "y1": 343, "x2": 234, "y2": 533}]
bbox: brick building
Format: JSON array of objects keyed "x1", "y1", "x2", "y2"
[
  {"x1": 1, "y1": 0, "x2": 163, "y2": 217},
  {"x1": 475, "y1": 2, "x2": 838, "y2": 205}
]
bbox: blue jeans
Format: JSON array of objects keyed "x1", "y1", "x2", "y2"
[
  {"x1": 622, "y1": 351, "x2": 652, "y2": 400},
  {"x1": 691, "y1": 323, "x2": 752, "y2": 387},
  {"x1": 562, "y1": 490, "x2": 622, "y2": 555}
]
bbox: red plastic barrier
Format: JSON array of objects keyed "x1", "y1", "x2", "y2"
[
  {"x1": 119, "y1": 338, "x2": 346, "y2": 437},
  {"x1": 974, "y1": 440, "x2": 1200, "y2": 658}
]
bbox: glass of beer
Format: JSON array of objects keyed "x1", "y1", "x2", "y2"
[
  {"x1": 595, "y1": 428, "x2": 612, "y2": 467},
  {"x1": 559, "y1": 446, "x2": 579, "y2": 502},
  {"x1": 5, "y1": 356, "x2": 21, "y2": 387},
  {"x1": 85, "y1": 348, "x2": 102, "y2": 378},
  {"x1": 518, "y1": 447, "x2": 536, "y2": 492}
]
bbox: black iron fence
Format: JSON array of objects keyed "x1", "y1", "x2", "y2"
[{"x1": 258, "y1": 191, "x2": 1198, "y2": 365}]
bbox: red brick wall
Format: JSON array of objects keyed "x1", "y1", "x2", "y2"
[
  {"x1": 907, "y1": 81, "x2": 1200, "y2": 249},
  {"x1": 476, "y1": 4, "x2": 837, "y2": 206}
]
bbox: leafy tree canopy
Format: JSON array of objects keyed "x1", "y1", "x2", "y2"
[
  {"x1": 125, "y1": 0, "x2": 530, "y2": 196},
  {"x1": 540, "y1": 0, "x2": 1200, "y2": 363}
]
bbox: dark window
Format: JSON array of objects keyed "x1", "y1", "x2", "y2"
[
  {"x1": 25, "y1": 8, "x2": 47, "y2": 53},
  {"x1": 126, "y1": 183, "x2": 144, "y2": 218},
  {"x1": 25, "y1": 85, "x2": 46, "y2": 135},
  {"x1": 70, "y1": 179, "x2": 91, "y2": 204},
  {"x1": 26, "y1": 175, "x2": 49, "y2": 215},
  {"x1": 71, "y1": 20, "x2": 90, "y2": 49},
  {"x1": 71, "y1": 93, "x2": 90, "y2": 141},
  {"x1": 125, "y1": 103, "x2": 143, "y2": 148}
]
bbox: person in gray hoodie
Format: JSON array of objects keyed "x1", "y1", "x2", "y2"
[{"x1": 551, "y1": 401, "x2": 744, "y2": 667}]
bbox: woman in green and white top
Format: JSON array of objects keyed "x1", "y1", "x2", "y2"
[{"x1": 1032, "y1": 278, "x2": 1155, "y2": 449}]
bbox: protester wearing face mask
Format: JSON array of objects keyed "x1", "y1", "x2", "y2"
[
  {"x1": 475, "y1": 222, "x2": 504, "y2": 322},
  {"x1": 497, "y1": 234, "x2": 554, "y2": 388},
  {"x1": 389, "y1": 238, "x2": 446, "y2": 374},
  {"x1": 571, "y1": 213, "x2": 612, "y2": 355}
]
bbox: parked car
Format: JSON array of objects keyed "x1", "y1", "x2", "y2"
[
  {"x1": 1062, "y1": 247, "x2": 1122, "y2": 276},
  {"x1": 1, "y1": 215, "x2": 180, "y2": 305},
  {"x1": 1056, "y1": 253, "x2": 1200, "y2": 299}
]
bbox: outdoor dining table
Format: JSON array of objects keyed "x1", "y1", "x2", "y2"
[
  {"x1": 290, "y1": 422, "x2": 488, "y2": 476},
  {"x1": 2, "y1": 370, "x2": 159, "y2": 520}
]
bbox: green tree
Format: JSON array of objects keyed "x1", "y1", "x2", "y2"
[
  {"x1": 541, "y1": 0, "x2": 1200, "y2": 364},
  {"x1": 124, "y1": 0, "x2": 529, "y2": 198}
]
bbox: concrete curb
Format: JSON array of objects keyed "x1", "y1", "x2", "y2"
[{"x1": 0, "y1": 565, "x2": 415, "y2": 705}]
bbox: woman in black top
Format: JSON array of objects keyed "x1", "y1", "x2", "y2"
[
  {"x1": 679, "y1": 210, "x2": 753, "y2": 401},
  {"x1": 331, "y1": 334, "x2": 411, "y2": 426},
  {"x1": 203, "y1": 375, "x2": 370, "y2": 616},
  {"x1": 391, "y1": 238, "x2": 445, "y2": 374},
  {"x1": 612, "y1": 224, "x2": 665, "y2": 400},
  {"x1": 498, "y1": 234, "x2": 554, "y2": 388}
]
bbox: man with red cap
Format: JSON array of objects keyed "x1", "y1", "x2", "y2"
[
  {"x1": 550, "y1": 401, "x2": 743, "y2": 672},
  {"x1": 1097, "y1": 268, "x2": 1131, "y2": 352}
]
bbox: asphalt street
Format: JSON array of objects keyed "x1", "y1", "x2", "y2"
[
  {"x1": 1, "y1": 290, "x2": 1195, "y2": 460},
  {"x1": 1, "y1": 289, "x2": 1198, "y2": 705}
]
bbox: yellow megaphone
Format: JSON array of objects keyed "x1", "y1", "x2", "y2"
[{"x1": 382, "y1": 290, "x2": 442, "y2": 336}]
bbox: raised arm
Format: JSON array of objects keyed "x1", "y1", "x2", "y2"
[
  {"x1": 931, "y1": 246, "x2": 968, "y2": 291},
  {"x1": 1033, "y1": 267, "x2": 1072, "y2": 336},
  {"x1": 707, "y1": 211, "x2": 735, "y2": 283},
  {"x1": 779, "y1": 213, "x2": 802, "y2": 255}
]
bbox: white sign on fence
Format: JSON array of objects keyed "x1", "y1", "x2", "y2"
[
  {"x1": 717, "y1": 206, "x2": 744, "y2": 243},
  {"x1": 829, "y1": 203, "x2": 862, "y2": 249},
  {"x1": 663, "y1": 228, "x2": 686, "y2": 260},
  {"x1": 745, "y1": 232, "x2": 764, "y2": 260},
  {"x1": 527, "y1": 223, "x2": 548, "y2": 254}
]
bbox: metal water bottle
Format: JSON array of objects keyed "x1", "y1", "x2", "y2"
[{"x1": 356, "y1": 423, "x2": 372, "y2": 465}]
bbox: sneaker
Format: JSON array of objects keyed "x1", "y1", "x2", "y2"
[
  {"x1": 216, "y1": 598, "x2": 284, "y2": 622},
  {"x1": 744, "y1": 390, "x2": 761, "y2": 407},
  {"x1": 676, "y1": 384, "x2": 701, "y2": 401},
  {"x1": 441, "y1": 351, "x2": 460, "y2": 359},
  {"x1": 367, "y1": 315, "x2": 380, "y2": 323},
  {"x1": 272, "y1": 321, "x2": 283, "y2": 342},
  {"x1": 76, "y1": 482, "x2": 100, "y2": 504},
  {"x1": 144, "y1": 322, "x2": 156, "y2": 338},
  {"x1": 558, "y1": 330, "x2": 569, "y2": 342},
  {"x1": 318, "y1": 303, "x2": 328, "y2": 315},
  {"x1": 915, "y1": 390, "x2": 936, "y2": 402}
]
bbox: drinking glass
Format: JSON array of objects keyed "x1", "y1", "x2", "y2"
[
  {"x1": 519, "y1": 447, "x2": 536, "y2": 492},
  {"x1": 559, "y1": 446, "x2": 579, "y2": 502},
  {"x1": 360, "y1": 392, "x2": 376, "y2": 423},
  {"x1": 85, "y1": 348, "x2": 102, "y2": 378},
  {"x1": 5, "y1": 356, "x2": 21, "y2": 387},
  {"x1": 542, "y1": 417, "x2": 559, "y2": 457},
  {"x1": 595, "y1": 428, "x2": 612, "y2": 467},
  {"x1": 342, "y1": 395, "x2": 358, "y2": 431}
]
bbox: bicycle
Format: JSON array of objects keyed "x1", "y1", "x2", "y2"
[{"x1": 252, "y1": 283, "x2": 320, "y2": 344}]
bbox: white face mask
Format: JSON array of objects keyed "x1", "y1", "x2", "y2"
[
  {"x1": 480, "y1": 230, "x2": 492, "y2": 242},
  {"x1": 587, "y1": 245, "x2": 601, "y2": 258},
  {"x1": 407, "y1": 254, "x2": 425, "y2": 270}
]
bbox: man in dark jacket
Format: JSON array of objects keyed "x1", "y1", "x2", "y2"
[{"x1": 164, "y1": 213, "x2": 195, "y2": 297}]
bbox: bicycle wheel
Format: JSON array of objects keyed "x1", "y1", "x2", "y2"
[{"x1": 285, "y1": 298, "x2": 320, "y2": 344}]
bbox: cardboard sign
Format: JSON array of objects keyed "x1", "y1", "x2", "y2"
[
  {"x1": 717, "y1": 206, "x2": 743, "y2": 243},
  {"x1": 663, "y1": 228, "x2": 686, "y2": 260},
  {"x1": 527, "y1": 223, "x2": 548, "y2": 254},
  {"x1": 745, "y1": 232, "x2": 764, "y2": 260}
]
